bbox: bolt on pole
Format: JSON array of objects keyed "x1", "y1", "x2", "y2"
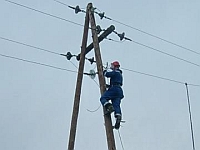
[
  {"x1": 88, "y1": 3, "x2": 116, "y2": 150},
  {"x1": 67, "y1": 5, "x2": 89, "y2": 150}
]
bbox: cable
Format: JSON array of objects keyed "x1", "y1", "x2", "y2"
[
  {"x1": 0, "y1": 36, "x2": 60, "y2": 56},
  {"x1": 1, "y1": 37, "x2": 200, "y2": 87},
  {"x1": 53, "y1": 0, "x2": 86, "y2": 13},
  {"x1": 28, "y1": 0, "x2": 200, "y2": 70},
  {"x1": 86, "y1": 105, "x2": 101, "y2": 113},
  {"x1": 110, "y1": 30, "x2": 200, "y2": 69},
  {"x1": 53, "y1": 0, "x2": 71, "y2": 7},
  {"x1": 0, "y1": 36, "x2": 95, "y2": 65},
  {"x1": 90, "y1": 6, "x2": 200, "y2": 56},
  {"x1": 111, "y1": 19, "x2": 200, "y2": 56},
  {"x1": 185, "y1": 83, "x2": 196, "y2": 150},
  {"x1": 4, "y1": 0, "x2": 84, "y2": 27},
  {"x1": 121, "y1": 67, "x2": 200, "y2": 87},
  {"x1": 54, "y1": 0, "x2": 200, "y2": 59},
  {"x1": 68, "y1": 58, "x2": 101, "y2": 113},
  {"x1": 7, "y1": 0, "x2": 199, "y2": 69},
  {"x1": 0, "y1": 53, "x2": 102, "y2": 112},
  {"x1": 69, "y1": 60, "x2": 78, "y2": 69},
  {"x1": 0, "y1": 53, "x2": 77, "y2": 73},
  {"x1": 90, "y1": 9, "x2": 200, "y2": 56},
  {"x1": 2, "y1": 35, "x2": 200, "y2": 71},
  {"x1": 117, "y1": 129, "x2": 125, "y2": 150},
  {"x1": 129, "y1": 40, "x2": 200, "y2": 68},
  {"x1": 1, "y1": 37, "x2": 200, "y2": 88},
  {"x1": 69, "y1": 59, "x2": 100, "y2": 87}
]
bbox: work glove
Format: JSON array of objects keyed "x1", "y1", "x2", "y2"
[
  {"x1": 103, "y1": 69, "x2": 107, "y2": 76},
  {"x1": 106, "y1": 84, "x2": 111, "y2": 88}
]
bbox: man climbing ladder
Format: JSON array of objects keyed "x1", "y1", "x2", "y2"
[{"x1": 100, "y1": 61, "x2": 124, "y2": 129}]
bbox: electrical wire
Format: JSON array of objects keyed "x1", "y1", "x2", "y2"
[
  {"x1": 2, "y1": 35, "x2": 200, "y2": 71},
  {"x1": 5, "y1": 0, "x2": 200, "y2": 69},
  {"x1": 110, "y1": 19, "x2": 200, "y2": 56},
  {"x1": 185, "y1": 83, "x2": 196, "y2": 150},
  {"x1": 129, "y1": 40, "x2": 200, "y2": 68},
  {"x1": 54, "y1": 0, "x2": 199, "y2": 58},
  {"x1": 86, "y1": 105, "x2": 101, "y2": 113},
  {"x1": 54, "y1": 0, "x2": 86, "y2": 13},
  {"x1": 0, "y1": 36, "x2": 60, "y2": 56},
  {"x1": 117, "y1": 129, "x2": 125, "y2": 150},
  {"x1": 0, "y1": 53, "x2": 77, "y2": 73},
  {"x1": 53, "y1": 0, "x2": 71, "y2": 7},
  {"x1": 69, "y1": 60, "x2": 78, "y2": 69},
  {"x1": 29, "y1": 0, "x2": 200, "y2": 72},
  {"x1": 90, "y1": 7, "x2": 200, "y2": 56},
  {"x1": 4, "y1": 0, "x2": 84, "y2": 27},
  {"x1": 0, "y1": 36, "x2": 99, "y2": 88},
  {"x1": 121, "y1": 67, "x2": 200, "y2": 87},
  {"x1": 69, "y1": 59, "x2": 100, "y2": 87},
  {"x1": 0, "y1": 53, "x2": 102, "y2": 112},
  {"x1": 0, "y1": 36, "x2": 94, "y2": 65},
  {"x1": 109, "y1": 30, "x2": 200, "y2": 69},
  {"x1": 1, "y1": 35, "x2": 200, "y2": 87},
  {"x1": 68, "y1": 58, "x2": 101, "y2": 113}
]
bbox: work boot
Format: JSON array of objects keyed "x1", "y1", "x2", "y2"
[
  {"x1": 114, "y1": 115, "x2": 122, "y2": 129},
  {"x1": 104, "y1": 103, "x2": 114, "y2": 114}
]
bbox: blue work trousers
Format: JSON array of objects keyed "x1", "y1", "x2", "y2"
[{"x1": 100, "y1": 86, "x2": 124, "y2": 116}]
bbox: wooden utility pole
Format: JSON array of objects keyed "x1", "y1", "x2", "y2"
[
  {"x1": 67, "y1": 5, "x2": 89, "y2": 150},
  {"x1": 88, "y1": 3, "x2": 116, "y2": 150}
]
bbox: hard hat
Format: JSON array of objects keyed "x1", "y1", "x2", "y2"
[{"x1": 112, "y1": 61, "x2": 120, "y2": 67}]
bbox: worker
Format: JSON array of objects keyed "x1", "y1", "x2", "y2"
[{"x1": 100, "y1": 61, "x2": 124, "y2": 129}]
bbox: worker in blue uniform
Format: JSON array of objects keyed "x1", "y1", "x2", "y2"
[{"x1": 100, "y1": 61, "x2": 124, "y2": 129}]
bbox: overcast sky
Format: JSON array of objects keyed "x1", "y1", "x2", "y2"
[{"x1": 0, "y1": 0, "x2": 200, "y2": 150}]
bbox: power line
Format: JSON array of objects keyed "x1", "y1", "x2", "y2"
[
  {"x1": 0, "y1": 52, "x2": 98, "y2": 80},
  {"x1": 60, "y1": 0, "x2": 200, "y2": 57},
  {"x1": 129, "y1": 40, "x2": 200, "y2": 68},
  {"x1": 60, "y1": 1, "x2": 200, "y2": 57},
  {"x1": 4, "y1": 0, "x2": 84, "y2": 27},
  {"x1": 1, "y1": 51, "x2": 101, "y2": 113},
  {"x1": 110, "y1": 30, "x2": 200, "y2": 69},
  {"x1": 0, "y1": 36, "x2": 96, "y2": 65},
  {"x1": 2, "y1": 35, "x2": 200, "y2": 71},
  {"x1": 69, "y1": 60, "x2": 78, "y2": 69},
  {"x1": 1, "y1": 52, "x2": 199, "y2": 88},
  {"x1": 53, "y1": 0, "x2": 86, "y2": 14},
  {"x1": 0, "y1": 53, "x2": 77, "y2": 73},
  {"x1": 110, "y1": 30, "x2": 200, "y2": 68},
  {"x1": 1, "y1": 36, "x2": 199, "y2": 87},
  {"x1": 121, "y1": 67, "x2": 200, "y2": 87},
  {"x1": 0, "y1": 36, "x2": 60, "y2": 56},
  {"x1": 185, "y1": 83, "x2": 196, "y2": 150},
  {"x1": 110, "y1": 19, "x2": 200, "y2": 56},
  {"x1": 44, "y1": 1, "x2": 200, "y2": 72},
  {"x1": 53, "y1": 0, "x2": 71, "y2": 7},
  {"x1": 5, "y1": 0, "x2": 200, "y2": 69}
]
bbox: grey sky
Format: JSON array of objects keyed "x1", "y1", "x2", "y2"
[{"x1": 0, "y1": 0, "x2": 199, "y2": 150}]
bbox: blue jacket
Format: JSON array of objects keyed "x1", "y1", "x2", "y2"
[{"x1": 104, "y1": 69, "x2": 123, "y2": 86}]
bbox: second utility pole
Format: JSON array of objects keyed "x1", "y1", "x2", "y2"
[
  {"x1": 88, "y1": 3, "x2": 116, "y2": 150},
  {"x1": 67, "y1": 4, "x2": 89, "y2": 150}
]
